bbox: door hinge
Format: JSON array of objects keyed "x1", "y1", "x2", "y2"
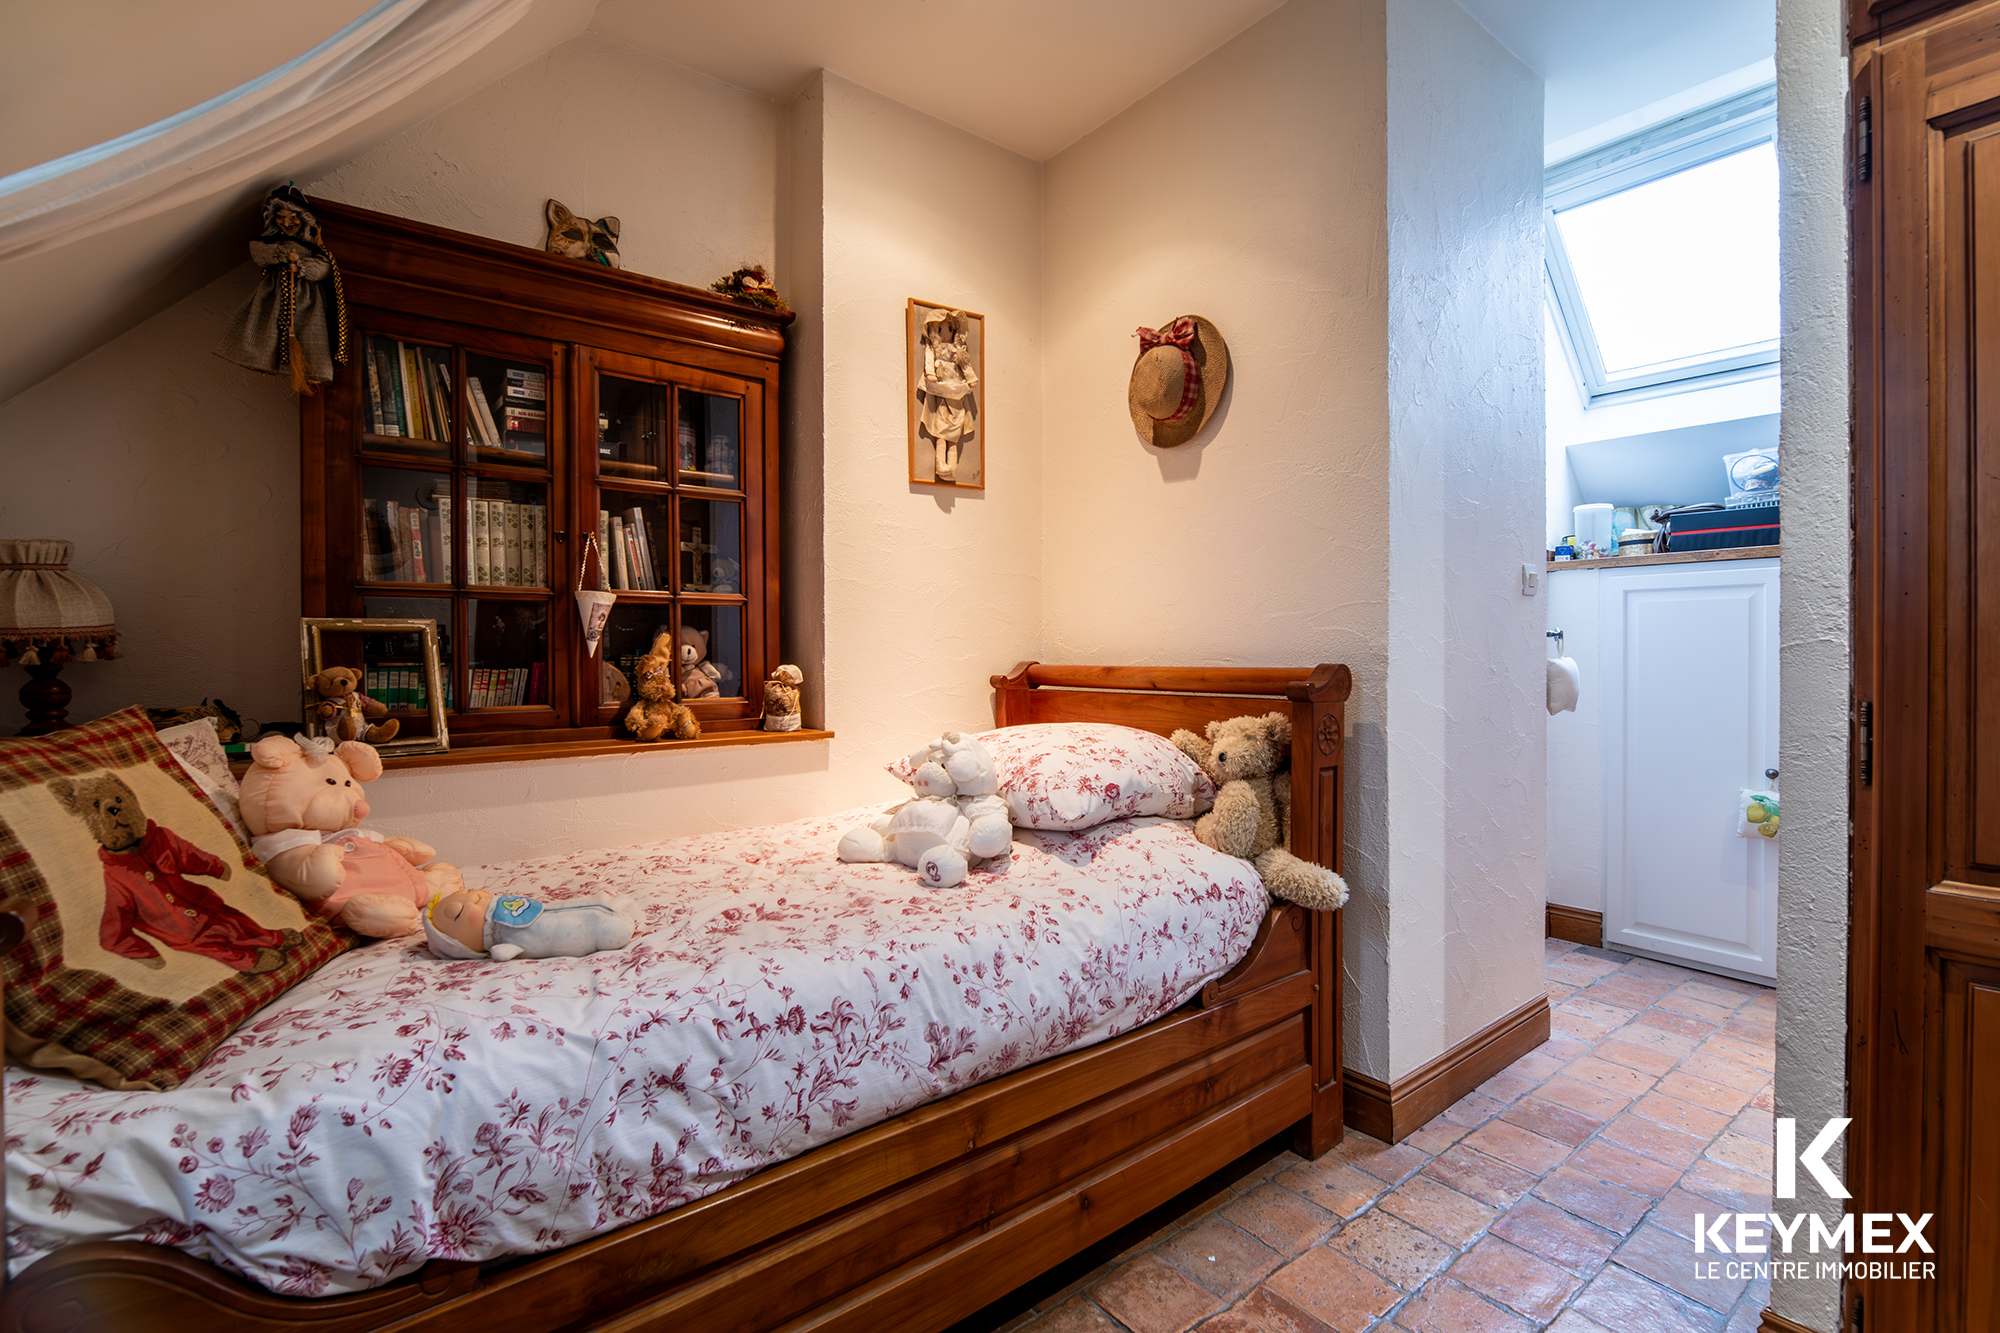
[
  {"x1": 1858, "y1": 701, "x2": 1873, "y2": 786},
  {"x1": 1858, "y1": 95, "x2": 1872, "y2": 183}
]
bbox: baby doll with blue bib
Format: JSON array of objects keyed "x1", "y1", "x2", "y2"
[{"x1": 422, "y1": 888, "x2": 635, "y2": 961}]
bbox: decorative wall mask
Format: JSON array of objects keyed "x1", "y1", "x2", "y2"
[{"x1": 544, "y1": 199, "x2": 620, "y2": 268}]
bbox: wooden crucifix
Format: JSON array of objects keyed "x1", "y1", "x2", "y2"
[{"x1": 680, "y1": 525, "x2": 715, "y2": 591}]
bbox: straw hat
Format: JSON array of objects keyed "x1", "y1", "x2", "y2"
[{"x1": 1128, "y1": 315, "x2": 1228, "y2": 447}]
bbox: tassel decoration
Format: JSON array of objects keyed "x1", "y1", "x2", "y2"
[{"x1": 19, "y1": 645, "x2": 40, "y2": 667}]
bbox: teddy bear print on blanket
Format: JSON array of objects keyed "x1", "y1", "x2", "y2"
[{"x1": 1169, "y1": 712, "x2": 1348, "y2": 911}]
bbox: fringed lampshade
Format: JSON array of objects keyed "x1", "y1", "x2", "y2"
[{"x1": 1, "y1": 539, "x2": 119, "y2": 734}]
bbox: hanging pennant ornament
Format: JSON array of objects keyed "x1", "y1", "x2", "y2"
[{"x1": 574, "y1": 533, "x2": 615, "y2": 657}]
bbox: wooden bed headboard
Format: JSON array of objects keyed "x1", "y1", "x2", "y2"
[{"x1": 991, "y1": 661, "x2": 1350, "y2": 1156}]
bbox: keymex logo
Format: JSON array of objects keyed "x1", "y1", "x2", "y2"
[{"x1": 1686, "y1": 1117, "x2": 1935, "y2": 1284}]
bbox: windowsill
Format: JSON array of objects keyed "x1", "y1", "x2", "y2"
[
  {"x1": 1547, "y1": 544, "x2": 1779, "y2": 572},
  {"x1": 230, "y1": 727, "x2": 833, "y2": 774}
]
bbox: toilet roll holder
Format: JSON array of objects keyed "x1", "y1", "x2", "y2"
[{"x1": 1546, "y1": 629, "x2": 1564, "y2": 655}]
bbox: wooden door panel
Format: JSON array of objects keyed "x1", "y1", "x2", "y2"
[{"x1": 1962, "y1": 130, "x2": 2000, "y2": 876}]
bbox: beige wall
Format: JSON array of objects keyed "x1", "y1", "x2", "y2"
[
  {"x1": 1039, "y1": 0, "x2": 1396, "y2": 1072},
  {"x1": 1384, "y1": 0, "x2": 1546, "y2": 1074}
]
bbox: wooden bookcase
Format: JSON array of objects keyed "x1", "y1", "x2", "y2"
[{"x1": 300, "y1": 199, "x2": 796, "y2": 760}]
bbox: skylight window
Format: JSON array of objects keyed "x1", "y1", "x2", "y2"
[{"x1": 1545, "y1": 86, "x2": 1779, "y2": 403}]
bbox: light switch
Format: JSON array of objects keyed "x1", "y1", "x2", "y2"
[{"x1": 1521, "y1": 564, "x2": 1540, "y2": 596}]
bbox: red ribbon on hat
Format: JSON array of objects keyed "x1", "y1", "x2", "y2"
[{"x1": 1133, "y1": 317, "x2": 1202, "y2": 424}]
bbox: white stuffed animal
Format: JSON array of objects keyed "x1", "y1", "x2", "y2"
[{"x1": 838, "y1": 731, "x2": 1015, "y2": 887}]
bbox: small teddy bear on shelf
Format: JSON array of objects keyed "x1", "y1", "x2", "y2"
[
  {"x1": 623, "y1": 631, "x2": 700, "y2": 742},
  {"x1": 837, "y1": 732, "x2": 1014, "y2": 888},
  {"x1": 238, "y1": 734, "x2": 461, "y2": 938},
  {"x1": 676, "y1": 626, "x2": 734, "y2": 700},
  {"x1": 762, "y1": 664, "x2": 804, "y2": 732},
  {"x1": 306, "y1": 666, "x2": 397, "y2": 745},
  {"x1": 1170, "y1": 713, "x2": 1347, "y2": 911}
]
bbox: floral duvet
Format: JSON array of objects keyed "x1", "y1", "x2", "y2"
[{"x1": 5, "y1": 808, "x2": 1268, "y2": 1295}]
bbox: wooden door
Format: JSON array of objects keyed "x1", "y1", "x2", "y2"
[
  {"x1": 1853, "y1": 6, "x2": 2000, "y2": 1328},
  {"x1": 1599, "y1": 560, "x2": 1779, "y2": 981}
]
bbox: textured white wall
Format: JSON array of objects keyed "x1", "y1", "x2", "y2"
[
  {"x1": 1770, "y1": 0, "x2": 1849, "y2": 1326},
  {"x1": 1543, "y1": 567, "x2": 1603, "y2": 914},
  {"x1": 1385, "y1": 0, "x2": 1546, "y2": 1070},
  {"x1": 1038, "y1": 0, "x2": 1395, "y2": 1077}
]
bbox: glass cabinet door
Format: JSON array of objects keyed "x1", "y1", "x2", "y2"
[{"x1": 580, "y1": 348, "x2": 764, "y2": 728}]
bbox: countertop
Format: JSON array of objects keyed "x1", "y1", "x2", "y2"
[{"x1": 1547, "y1": 544, "x2": 1779, "y2": 572}]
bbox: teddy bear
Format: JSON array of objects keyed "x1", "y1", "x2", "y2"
[
  {"x1": 49, "y1": 772, "x2": 303, "y2": 974},
  {"x1": 624, "y1": 631, "x2": 700, "y2": 742},
  {"x1": 675, "y1": 626, "x2": 734, "y2": 700},
  {"x1": 762, "y1": 664, "x2": 804, "y2": 731},
  {"x1": 307, "y1": 666, "x2": 397, "y2": 745},
  {"x1": 838, "y1": 731, "x2": 1014, "y2": 887},
  {"x1": 1170, "y1": 713, "x2": 1348, "y2": 911},
  {"x1": 237, "y1": 734, "x2": 461, "y2": 938}
]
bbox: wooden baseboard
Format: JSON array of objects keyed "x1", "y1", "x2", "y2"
[
  {"x1": 1341, "y1": 993, "x2": 1551, "y2": 1143},
  {"x1": 1758, "y1": 1309, "x2": 1830, "y2": 1333},
  {"x1": 1546, "y1": 904, "x2": 1603, "y2": 947}
]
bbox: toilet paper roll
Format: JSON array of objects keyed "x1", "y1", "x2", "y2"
[{"x1": 1547, "y1": 656, "x2": 1580, "y2": 716}]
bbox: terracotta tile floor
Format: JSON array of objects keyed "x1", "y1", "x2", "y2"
[{"x1": 957, "y1": 939, "x2": 1777, "y2": 1333}]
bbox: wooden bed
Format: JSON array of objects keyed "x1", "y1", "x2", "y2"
[{"x1": 0, "y1": 662, "x2": 1350, "y2": 1333}]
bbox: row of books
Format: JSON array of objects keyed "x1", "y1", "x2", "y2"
[
  {"x1": 470, "y1": 499, "x2": 546, "y2": 588},
  {"x1": 468, "y1": 665, "x2": 544, "y2": 709},
  {"x1": 365, "y1": 339, "x2": 451, "y2": 442},
  {"x1": 363, "y1": 664, "x2": 450, "y2": 713},
  {"x1": 361, "y1": 496, "x2": 451, "y2": 584},
  {"x1": 599, "y1": 507, "x2": 662, "y2": 591},
  {"x1": 465, "y1": 368, "x2": 547, "y2": 455}
]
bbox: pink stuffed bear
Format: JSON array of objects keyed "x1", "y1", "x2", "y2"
[{"x1": 238, "y1": 734, "x2": 461, "y2": 938}]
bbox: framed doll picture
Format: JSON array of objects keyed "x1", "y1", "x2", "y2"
[{"x1": 907, "y1": 299, "x2": 985, "y2": 489}]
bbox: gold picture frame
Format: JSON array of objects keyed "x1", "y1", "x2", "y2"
[
  {"x1": 298, "y1": 617, "x2": 450, "y2": 756},
  {"x1": 907, "y1": 298, "x2": 986, "y2": 489}
]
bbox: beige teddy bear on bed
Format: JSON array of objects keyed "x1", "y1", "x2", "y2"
[{"x1": 1170, "y1": 712, "x2": 1348, "y2": 911}]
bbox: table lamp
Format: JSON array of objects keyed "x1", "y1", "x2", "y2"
[{"x1": 0, "y1": 540, "x2": 119, "y2": 736}]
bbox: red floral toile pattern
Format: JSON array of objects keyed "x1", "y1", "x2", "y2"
[
  {"x1": 887, "y1": 723, "x2": 1218, "y2": 831},
  {"x1": 5, "y1": 809, "x2": 1266, "y2": 1295}
]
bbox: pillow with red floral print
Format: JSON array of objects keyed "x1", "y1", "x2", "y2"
[{"x1": 887, "y1": 722, "x2": 1216, "y2": 831}]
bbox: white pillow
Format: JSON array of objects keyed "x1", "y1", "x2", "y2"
[
  {"x1": 889, "y1": 722, "x2": 1216, "y2": 831},
  {"x1": 155, "y1": 716, "x2": 248, "y2": 842}
]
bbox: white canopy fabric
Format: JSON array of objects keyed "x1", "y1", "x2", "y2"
[{"x1": 0, "y1": 0, "x2": 536, "y2": 265}]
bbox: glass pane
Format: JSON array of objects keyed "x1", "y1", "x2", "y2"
[
  {"x1": 465, "y1": 351, "x2": 548, "y2": 467},
  {"x1": 598, "y1": 606, "x2": 670, "y2": 708},
  {"x1": 359, "y1": 598, "x2": 454, "y2": 721},
  {"x1": 594, "y1": 493, "x2": 669, "y2": 592},
  {"x1": 1555, "y1": 142, "x2": 1779, "y2": 377},
  {"x1": 360, "y1": 335, "x2": 451, "y2": 458},
  {"x1": 467, "y1": 599, "x2": 548, "y2": 708},
  {"x1": 599, "y1": 375, "x2": 668, "y2": 480},
  {"x1": 463, "y1": 478, "x2": 548, "y2": 589},
  {"x1": 678, "y1": 499, "x2": 741, "y2": 593},
  {"x1": 360, "y1": 467, "x2": 453, "y2": 585},
  {"x1": 678, "y1": 604, "x2": 742, "y2": 700},
  {"x1": 677, "y1": 391, "x2": 740, "y2": 488}
]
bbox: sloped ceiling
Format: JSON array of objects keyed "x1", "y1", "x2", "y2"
[{"x1": 590, "y1": 0, "x2": 1288, "y2": 162}]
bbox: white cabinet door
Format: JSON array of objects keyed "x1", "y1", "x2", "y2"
[{"x1": 1599, "y1": 559, "x2": 1779, "y2": 981}]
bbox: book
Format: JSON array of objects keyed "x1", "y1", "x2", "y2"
[
  {"x1": 470, "y1": 668, "x2": 487, "y2": 709},
  {"x1": 597, "y1": 511, "x2": 611, "y2": 587},
  {"x1": 472, "y1": 499, "x2": 491, "y2": 585},
  {"x1": 370, "y1": 341, "x2": 404, "y2": 436},
  {"x1": 365, "y1": 358, "x2": 385, "y2": 434},
  {"x1": 531, "y1": 503, "x2": 547, "y2": 587},
  {"x1": 466, "y1": 376, "x2": 501, "y2": 446},
  {"x1": 434, "y1": 486, "x2": 452, "y2": 583},
  {"x1": 625, "y1": 507, "x2": 654, "y2": 589},
  {"x1": 528, "y1": 661, "x2": 545, "y2": 707},
  {"x1": 428, "y1": 356, "x2": 453, "y2": 443},
  {"x1": 624, "y1": 522, "x2": 644, "y2": 594},
  {"x1": 399, "y1": 346, "x2": 425, "y2": 439},
  {"x1": 504, "y1": 367, "x2": 546, "y2": 398},
  {"x1": 609, "y1": 516, "x2": 629, "y2": 590},
  {"x1": 407, "y1": 508, "x2": 426, "y2": 583},
  {"x1": 504, "y1": 502, "x2": 523, "y2": 584}
]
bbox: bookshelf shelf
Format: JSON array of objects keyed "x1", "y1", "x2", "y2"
[{"x1": 303, "y1": 199, "x2": 790, "y2": 754}]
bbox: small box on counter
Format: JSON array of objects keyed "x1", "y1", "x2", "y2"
[{"x1": 1665, "y1": 504, "x2": 1779, "y2": 552}]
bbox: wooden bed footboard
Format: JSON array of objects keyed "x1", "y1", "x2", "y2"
[{"x1": 2, "y1": 664, "x2": 1349, "y2": 1333}]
